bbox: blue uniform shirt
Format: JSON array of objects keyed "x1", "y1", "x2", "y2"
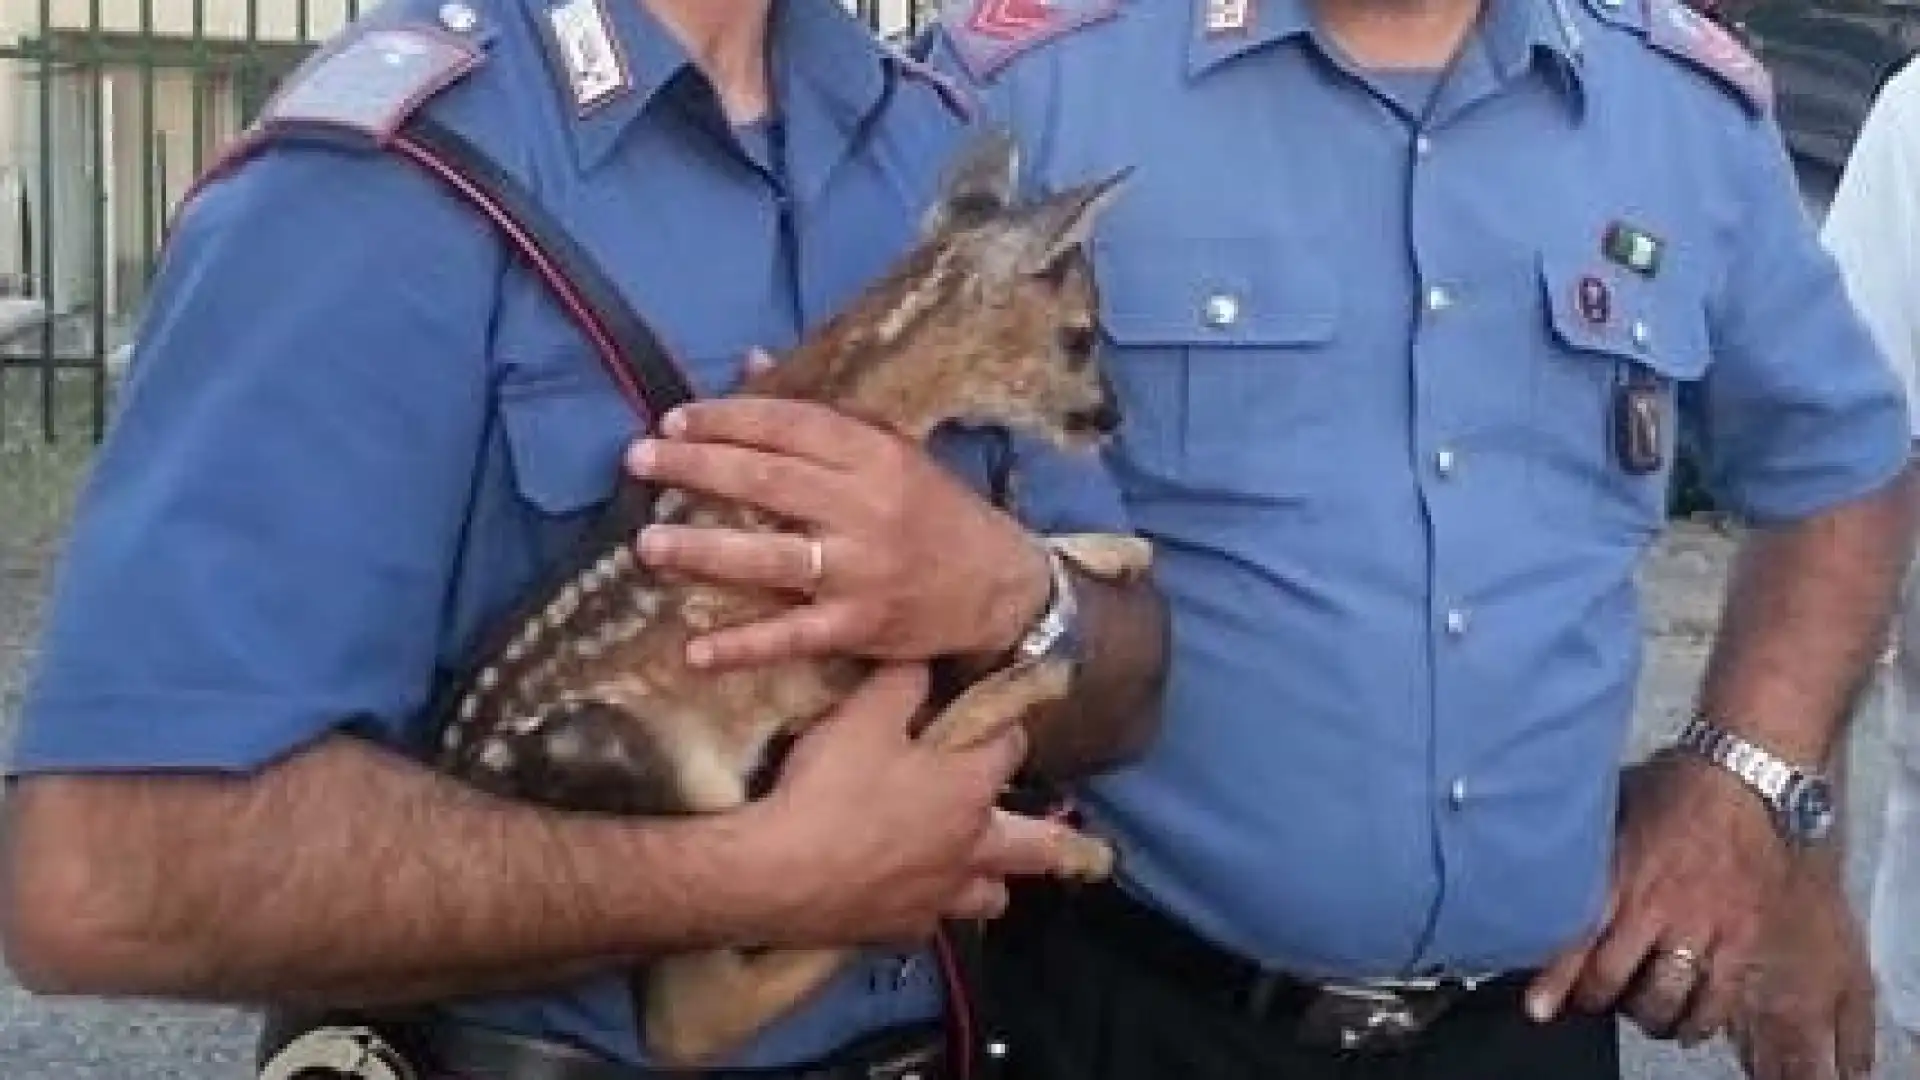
[
  {"x1": 924, "y1": 0, "x2": 1910, "y2": 979},
  {"x1": 7, "y1": 0, "x2": 1130, "y2": 1066}
]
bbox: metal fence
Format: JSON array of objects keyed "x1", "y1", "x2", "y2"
[{"x1": 0, "y1": 0, "x2": 934, "y2": 443}]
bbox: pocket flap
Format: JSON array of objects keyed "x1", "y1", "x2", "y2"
[
  {"x1": 497, "y1": 377, "x2": 638, "y2": 515},
  {"x1": 1094, "y1": 236, "x2": 1341, "y2": 348},
  {"x1": 1538, "y1": 251, "x2": 1710, "y2": 380}
]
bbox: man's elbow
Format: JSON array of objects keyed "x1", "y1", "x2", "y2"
[{"x1": 0, "y1": 779, "x2": 189, "y2": 997}]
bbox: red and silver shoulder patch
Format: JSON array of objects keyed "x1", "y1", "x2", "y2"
[
  {"x1": 1645, "y1": 0, "x2": 1771, "y2": 114},
  {"x1": 938, "y1": 0, "x2": 1121, "y2": 82}
]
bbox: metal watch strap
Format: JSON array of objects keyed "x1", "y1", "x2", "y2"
[
  {"x1": 1672, "y1": 712, "x2": 1834, "y2": 842},
  {"x1": 1012, "y1": 542, "x2": 1080, "y2": 665}
]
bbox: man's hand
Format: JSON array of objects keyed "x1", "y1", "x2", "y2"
[
  {"x1": 1528, "y1": 753, "x2": 1792, "y2": 1044},
  {"x1": 738, "y1": 663, "x2": 1082, "y2": 947},
  {"x1": 626, "y1": 394, "x2": 1050, "y2": 670},
  {"x1": 1729, "y1": 858, "x2": 1878, "y2": 1080}
]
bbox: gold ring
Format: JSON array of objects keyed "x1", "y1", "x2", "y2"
[{"x1": 1659, "y1": 946, "x2": 1705, "y2": 977}]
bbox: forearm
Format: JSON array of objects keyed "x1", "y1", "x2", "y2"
[
  {"x1": 1697, "y1": 469, "x2": 1918, "y2": 766},
  {"x1": 0, "y1": 734, "x2": 782, "y2": 1009}
]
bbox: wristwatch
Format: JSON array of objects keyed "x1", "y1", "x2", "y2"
[
  {"x1": 1671, "y1": 712, "x2": 1837, "y2": 844},
  {"x1": 1010, "y1": 541, "x2": 1085, "y2": 667}
]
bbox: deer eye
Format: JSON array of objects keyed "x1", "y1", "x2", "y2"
[{"x1": 1058, "y1": 325, "x2": 1096, "y2": 364}]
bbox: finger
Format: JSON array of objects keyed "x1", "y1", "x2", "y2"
[
  {"x1": 1836, "y1": 988, "x2": 1878, "y2": 1080},
  {"x1": 626, "y1": 439, "x2": 855, "y2": 526},
  {"x1": 813, "y1": 663, "x2": 930, "y2": 740},
  {"x1": 1573, "y1": 902, "x2": 1664, "y2": 1015},
  {"x1": 943, "y1": 878, "x2": 1011, "y2": 923},
  {"x1": 1626, "y1": 944, "x2": 1708, "y2": 1041},
  {"x1": 684, "y1": 601, "x2": 870, "y2": 670},
  {"x1": 657, "y1": 397, "x2": 887, "y2": 471},
  {"x1": 636, "y1": 525, "x2": 822, "y2": 595},
  {"x1": 1526, "y1": 883, "x2": 1620, "y2": 1023},
  {"x1": 1672, "y1": 948, "x2": 1738, "y2": 1048},
  {"x1": 971, "y1": 808, "x2": 1079, "y2": 880},
  {"x1": 954, "y1": 725, "x2": 1031, "y2": 792}
]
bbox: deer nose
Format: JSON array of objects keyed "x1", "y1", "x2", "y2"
[{"x1": 1068, "y1": 377, "x2": 1122, "y2": 435}]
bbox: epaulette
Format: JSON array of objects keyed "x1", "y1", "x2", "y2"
[
  {"x1": 256, "y1": 4, "x2": 494, "y2": 144},
  {"x1": 886, "y1": 40, "x2": 979, "y2": 121},
  {"x1": 1633, "y1": 0, "x2": 1771, "y2": 115},
  {"x1": 936, "y1": 0, "x2": 1121, "y2": 83}
]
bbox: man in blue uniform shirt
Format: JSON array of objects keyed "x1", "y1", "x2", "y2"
[
  {"x1": 0, "y1": 0, "x2": 1168, "y2": 1076},
  {"x1": 920, "y1": 0, "x2": 1916, "y2": 1077}
]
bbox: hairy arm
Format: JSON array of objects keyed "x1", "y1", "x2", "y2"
[
  {"x1": 0, "y1": 736, "x2": 777, "y2": 1008},
  {"x1": 1694, "y1": 469, "x2": 1917, "y2": 768}
]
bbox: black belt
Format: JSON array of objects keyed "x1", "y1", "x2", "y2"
[{"x1": 1069, "y1": 884, "x2": 1534, "y2": 1052}]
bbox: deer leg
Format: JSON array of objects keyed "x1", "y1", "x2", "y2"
[
  {"x1": 918, "y1": 658, "x2": 1073, "y2": 752},
  {"x1": 641, "y1": 947, "x2": 852, "y2": 1067},
  {"x1": 917, "y1": 659, "x2": 1114, "y2": 883},
  {"x1": 1046, "y1": 533, "x2": 1153, "y2": 584}
]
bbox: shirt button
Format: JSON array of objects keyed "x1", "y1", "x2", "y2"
[
  {"x1": 1444, "y1": 608, "x2": 1469, "y2": 636},
  {"x1": 1435, "y1": 447, "x2": 1456, "y2": 477},
  {"x1": 1424, "y1": 285, "x2": 1453, "y2": 313},
  {"x1": 1414, "y1": 133, "x2": 1433, "y2": 157},
  {"x1": 1449, "y1": 778, "x2": 1469, "y2": 808},
  {"x1": 1203, "y1": 293, "x2": 1240, "y2": 328},
  {"x1": 438, "y1": 1, "x2": 479, "y2": 31}
]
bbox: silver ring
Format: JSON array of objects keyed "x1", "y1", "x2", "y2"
[{"x1": 803, "y1": 537, "x2": 825, "y2": 590}]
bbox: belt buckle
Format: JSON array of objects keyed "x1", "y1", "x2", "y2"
[
  {"x1": 1295, "y1": 977, "x2": 1471, "y2": 1054},
  {"x1": 257, "y1": 1025, "x2": 419, "y2": 1080}
]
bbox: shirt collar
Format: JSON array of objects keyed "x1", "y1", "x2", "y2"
[
  {"x1": 1185, "y1": 0, "x2": 1587, "y2": 111},
  {"x1": 531, "y1": 0, "x2": 895, "y2": 177}
]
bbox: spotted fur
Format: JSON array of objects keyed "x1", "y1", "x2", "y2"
[{"x1": 423, "y1": 129, "x2": 1151, "y2": 1066}]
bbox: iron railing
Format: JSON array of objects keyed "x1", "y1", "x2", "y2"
[{"x1": 0, "y1": 0, "x2": 935, "y2": 443}]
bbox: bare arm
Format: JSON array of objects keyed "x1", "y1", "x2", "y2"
[
  {"x1": 1696, "y1": 468, "x2": 1917, "y2": 767},
  {"x1": 0, "y1": 736, "x2": 781, "y2": 1008},
  {"x1": 0, "y1": 665, "x2": 1049, "y2": 1010}
]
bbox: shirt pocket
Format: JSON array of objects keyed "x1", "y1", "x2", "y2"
[
  {"x1": 496, "y1": 369, "x2": 638, "y2": 524},
  {"x1": 1529, "y1": 249, "x2": 1712, "y2": 541},
  {"x1": 1094, "y1": 235, "x2": 1342, "y2": 502}
]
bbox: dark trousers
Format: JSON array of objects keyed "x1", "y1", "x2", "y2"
[{"x1": 976, "y1": 885, "x2": 1621, "y2": 1080}]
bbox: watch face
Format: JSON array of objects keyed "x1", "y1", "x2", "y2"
[{"x1": 1788, "y1": 780, "x2": 1836, "y2": 841}]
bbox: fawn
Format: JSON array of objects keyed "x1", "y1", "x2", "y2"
[{"x1": 429, "y1": 129, "x2": 1152, "y2": 1066}]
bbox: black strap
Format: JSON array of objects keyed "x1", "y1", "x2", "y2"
[{"x1": 391, "y1": 114, "x2": 698, "y2": 424}]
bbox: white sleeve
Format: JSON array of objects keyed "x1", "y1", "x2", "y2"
[{"x1": 1823, "y1": 62, "x2": 1920, "y2": 440}]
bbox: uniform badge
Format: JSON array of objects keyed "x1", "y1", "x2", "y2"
[
  {"x1": 549, "y1": 0, "x2": 628, "y2": 114},
  {"x1": 968, "y1": 0, "x2": 1056, "y2": 37},
  {"x1": 1602, "y1": 221, "x2": 1663, "y2": 277},
  {"x1": 1206, "y1": 0, "x2": 1253, "y2": 34},
  {"x1": 939, "y1": 0, "x2": 1121, "y2": 81},
  {"x1": 1613, "y1": 368, "x2": 1665, "y2": 475},
  {"x1": 1576, "y1": 275, "x2": 1611, "y2": 327}
]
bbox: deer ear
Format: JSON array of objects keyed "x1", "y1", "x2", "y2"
[
  {"x1": 1013, "y1": 166, "x2": 1132, "y2": 278},
  {"x1": 922, "y1": 127, "x2": 1022, "y2": 236}
]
